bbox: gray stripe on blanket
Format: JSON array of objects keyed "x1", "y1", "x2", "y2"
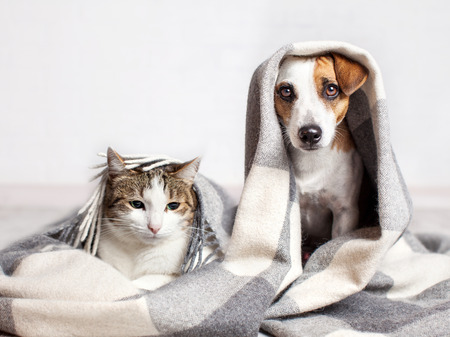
[
  {"x1": 408, "y1": 279, "x2": 450, "y2": 307},
  {"x1": 196, "y1": 175, "x2": 235, "y2": 237},
  {"x1": 371, "y1": 99, "x2": 413, "y2": 232},
  {"x1": 415, "y1": 232, "x2": 450, "y2": 254},
  {"x1": 168, "y1": 277, "x2": 276, "y2": 337},
  {"x1": 393, "y1": 305, "x2": 450, "y2": 337},
  {"x1": 245, "y1": 45, "x2": 293, "y2": 175},
  {"x1": 262, "y1": 277, "x2": 450, "y2": 336},
  {"x1": 244, "y1": 64, "x2": 263, "y2": 176},
  {"x1": 145, "y1": 263, "x2": 275, "y2": 334},
  {"x1": 402, "y1": 231, "x2": 431, "y2": 254},
  {"x1": 323, "y1": 284, "x2": 449, "y2": 333},
  {"x1": 262, "y1": 300, "x2": 450, "y2": 337},
  {"x1": 250, "y1": 141, "x2": 290, "y2": 173},
  {"x1": 315, "y1": 271, "x2": 448, "y2": 333},
  {"x1": 363, "y1": 271, "x2": 395, "y2": 295},
  {"x1": 261, "y1": 316, "x2": 353, "y2": 337},
  {"x1": 0, "y1": 298, "x2": 15, "y2": 336}
]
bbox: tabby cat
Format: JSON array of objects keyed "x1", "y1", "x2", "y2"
[{"x1": 97, "y1": 148, "x2": 200, "y2": 288}]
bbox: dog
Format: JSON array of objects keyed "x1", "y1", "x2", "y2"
[{"x1": 274, "y1": 53, "x2": 368, "y2": 261}]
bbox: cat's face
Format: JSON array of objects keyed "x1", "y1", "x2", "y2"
[{"x1": 102, "y1": 149, "x2": 200, "y2": 245}]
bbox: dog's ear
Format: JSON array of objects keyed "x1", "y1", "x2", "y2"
[{"x1": 331, "y1": 53, "x2": 368, "y2": 96}]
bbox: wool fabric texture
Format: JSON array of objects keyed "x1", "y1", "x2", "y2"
[{"x1": 1, "y1": 41, "x2": 449, "y2": 336}]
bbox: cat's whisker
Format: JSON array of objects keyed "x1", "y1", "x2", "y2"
[
  {"x1": 101, "y1": 228, "x2": 141, "y2": 241},
  {"x1": 101, "y1": 218, "x2": 131, "y2": 224},
  {"x1": 176, "y1": 231, "x2": 196, "y2": 240},
  {"x1": 184, "y1": 225, "x2": 210, "y2": 234}
]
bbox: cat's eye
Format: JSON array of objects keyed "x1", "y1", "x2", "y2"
[
  {"x1": 130, "y1": 200, "x2": 145, "y2": 209},
  {"x1": 166, "y1": 202, "x2": 180, "y2": 211}
]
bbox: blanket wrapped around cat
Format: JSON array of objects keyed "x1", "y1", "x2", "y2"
[{"x1": 1, "y1": 41, "x2": 450, "y2": 336}]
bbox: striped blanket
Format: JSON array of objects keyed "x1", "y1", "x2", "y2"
[{"x1": 1, "y1": 41, "x2": 449, "y2": 336}]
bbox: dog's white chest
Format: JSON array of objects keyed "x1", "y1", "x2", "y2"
[
  {"x1": 290, "y1": 146, "x2": 363, "y2": 241},
  {"x1": 294, "y1": 147, "x2": 354, "y2": 194}
]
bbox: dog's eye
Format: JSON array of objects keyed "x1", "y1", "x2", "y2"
[
  {"x1": 325, "y1": 84, "x2": 339, "y2": 98},
  {"x1": 278, "y1": 85, "x2": 294, "y2": 101},
  {"x1": 280, "y1": 87, "x2": 292, "y2": 97}
]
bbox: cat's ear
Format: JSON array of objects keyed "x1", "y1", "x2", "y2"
[
  {"x1": 168, "y1": 157, "x2": 201, "y2": 182},
  {"x1": 107, "y1": 147, "x2": 126, "y2": 176}
]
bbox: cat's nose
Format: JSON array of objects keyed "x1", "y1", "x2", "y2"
[{"x1": 148, "y1": 224, "x2": 161, "y2": 234}]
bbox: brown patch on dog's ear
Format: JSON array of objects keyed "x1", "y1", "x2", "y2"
[{"x1": 331, "y1": 53, "x2": 368, "y2": 96}]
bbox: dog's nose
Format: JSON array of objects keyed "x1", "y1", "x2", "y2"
[{"x1": 299, "y1": 126, "x2": 322, "y2": 145}]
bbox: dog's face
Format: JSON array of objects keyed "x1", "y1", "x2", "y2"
[{"x1": 274, "y1": 53, "x2": 368, "y2": 151}]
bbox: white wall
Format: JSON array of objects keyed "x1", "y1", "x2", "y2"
[{"x1": 1, "y1": 0, "x2": 449, "y2": 192}]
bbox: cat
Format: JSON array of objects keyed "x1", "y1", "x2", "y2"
[{"x1": 97, "y1": 148, "x2": 201, "y2": 289}]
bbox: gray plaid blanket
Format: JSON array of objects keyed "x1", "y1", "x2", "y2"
[{"x1": 1, "y1": 41, "x2": 450, "y2": 336}]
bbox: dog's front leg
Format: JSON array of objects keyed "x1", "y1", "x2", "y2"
[{"x1": 331, "y1": 206, "x2": 359, "y2": 239}]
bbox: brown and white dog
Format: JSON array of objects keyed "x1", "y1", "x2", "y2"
[{"x1": 274, "y1": 53, "x2": 368, "y2": 259}]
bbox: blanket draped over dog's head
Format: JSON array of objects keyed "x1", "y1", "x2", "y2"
[{"x1": 1, "y1": 41, "x2": 449, "y2": 337}]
